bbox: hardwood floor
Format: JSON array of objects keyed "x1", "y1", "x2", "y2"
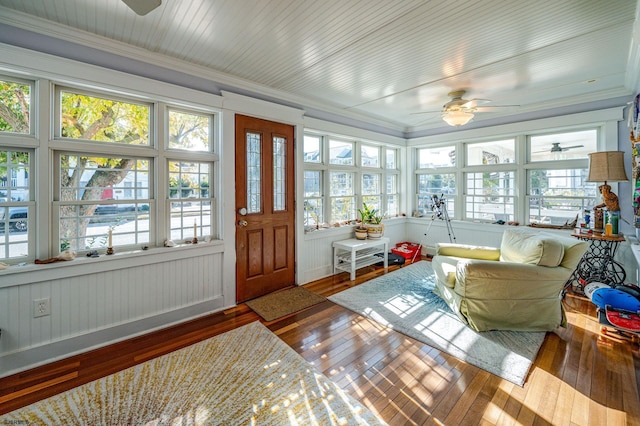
[{"x1": 1, "y1": 259, "x2": 639, "y2": 425}]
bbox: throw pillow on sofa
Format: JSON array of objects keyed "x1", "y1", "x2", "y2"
[{"x1": 499, "y1": 229, "x2": 565, "y2": 267}]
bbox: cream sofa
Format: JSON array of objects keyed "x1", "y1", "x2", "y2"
[{"x1": 431, "y1": 228, "x2": 588, "y2": 332}]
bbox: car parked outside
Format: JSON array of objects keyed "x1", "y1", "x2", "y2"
[{"x1": 0, "y1": 198, "x2": 28, "y2": 232}]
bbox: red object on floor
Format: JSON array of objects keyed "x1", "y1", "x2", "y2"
[
  {"x1": 391, "y1": 242, "x2": 421, "y2": 259},
  {"x1": 605, "y1": 306, "x2": 640, "y2": 332}
]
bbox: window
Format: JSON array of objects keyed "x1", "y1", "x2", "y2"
[
  {"x1": 464, "y1": 139, "x2": 516, "y2": 221},
  {"x1": 168, "y1": 161, "x2": 212, "y2": 241},
  {"x1": 59, "y1": 89, "x2": 150, "y2": 145},
  {"x1": 385, "y1": 148, "x2": 400, "y2": 216},
  {"x1": 168, "y1": 109, "x2": 210, "y2": 151},
  {"x1": 529, "y1": 129, "x2": 597, "y2": 162},
  {"x1": 330, "y1": 171, "x2": 355, "y2": 223},
  {"x1": 414, "y1": 127, "x2": 602, "y2": 224},
  {"x1": 0, "y1": 149, "x2": 31, "y2": 260},
  {"x1": 0, "y1": 72, "x2": 220, "y2": 264},
  {"x1": 0, "y1": 78, "x2": 32, "y2": 134},
  {"x1": 0, "y1": 76, "x2": 34, "y2": 261},
  {"x1": 386, "y1": 174, "x2": 399, "y2": 217},
  {"x1": 329, "y1": 139, "x2": 354, "y2": 165},
  {"x1": 303, "y1": 134, "x2": 321, "y2": 163},
  {"x1": 527, "y1": 130, "x2": 597, "y2": 224},
  {"x1": 362, "y1": 173, "x2": 381, "y2": 211},
  {"x1": 361, "y1": 144, "x2": 380, "y2": 167},
  {"x1": 415, "y1": 145, "x2": 456, "y2": 217},
  {"x1": 465, "y1": 171, "x2": 515, "y2": 222},
  {"x1": 466, "y1": 139, "x2": 515, "y2": 166},
  {"x1": 418, "y1": 145, "x2": 456, "y2": 168},
  {"x1": 416, "y1": 173, "x2": 455, "y2": 216},
  {"x1": 303, "y1": 170, "x2": 323, "y2": 228},
  {"x1": 56, "y1": 154, "x2": 152, "y2": 252},
  {"x1": 53, "y1": 88, "x2": 154, "y2": 253},
  {"x1": 303, "y1": 132, "x2": 402, "y2": 229},
  {"x1": 167, "y1": 108, "x2": 216, "y2": 242}
]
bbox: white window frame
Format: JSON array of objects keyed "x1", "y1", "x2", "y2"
[
  {"x1": 0, "y1": 74, "x2": 36, "y2": 261},
  {"x1": 303, "y1": 131, "x2": 401, "y2": 229},
  {"x1": 410, "y1": 108, "x2": 622, "y2": 225},
  {"x1": 51, "y1": 86, "x2": 155, "y2": 253}
]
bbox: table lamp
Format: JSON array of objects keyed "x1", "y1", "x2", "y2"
[{"x1": 586, "y1": 151, "x2": 628, "y2": 234}]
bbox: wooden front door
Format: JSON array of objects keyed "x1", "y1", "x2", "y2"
[{"x1": 235, "y1": 115, "x2": 296, "y2": 303}]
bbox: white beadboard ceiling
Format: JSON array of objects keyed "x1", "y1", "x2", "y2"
[{"x1": 0, "y1": 0, "x2": 638, "y2": 132}]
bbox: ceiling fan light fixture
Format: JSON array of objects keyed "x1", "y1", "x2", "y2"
[
  {"x1": 443, "y1": 110, "x2": 474, "y2": 126},
  {"x1": 122, "y1": 0, "x2": 162, "y2": 16}
]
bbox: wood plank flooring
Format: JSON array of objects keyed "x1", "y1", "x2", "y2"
[{"x1": 1, "y1": 259, "x2": 639, "y2": 425}]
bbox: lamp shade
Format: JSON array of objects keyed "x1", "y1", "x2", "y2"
[
  {"x1": 586, "y1": 151, "x2": 628, "y2": 182},
  {"x1": 442, "y1": 110, "x2": 474, "y2": 126}
]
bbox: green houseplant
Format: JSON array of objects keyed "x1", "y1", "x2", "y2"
[{"x1": 357, "y1": 203, "x2": 384, "y2": 238}]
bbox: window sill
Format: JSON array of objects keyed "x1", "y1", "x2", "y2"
[
  {"x1": 0, "y1": 240, "x2": 224, "y2": 288},
  {"x1": 303, "y1": 216, "x2": 407, "y2": 240}
]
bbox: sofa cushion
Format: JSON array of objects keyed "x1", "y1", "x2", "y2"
[
  {"x1": 499, "y1": 229, "x2": 565, "y2": 267},
  {"x1": 436, "y1": 243, "x2": 500, "y2": 260},
  {"x1": 432, "y1": 255, "x2": 459, "y2": 288}
]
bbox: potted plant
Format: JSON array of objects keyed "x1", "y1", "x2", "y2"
[
  {"x1": 355, "y1": 203, "x2": 373, "y2": 239},
  {"x1": 357, "y1": 203, "x2": 384, "y2": 239},
  {"x1": 366, "y1": 211, "x2": 385, "y2": 238},
  {"x1": 354, "y1": 225, "x2": 368, "y2": 240}
]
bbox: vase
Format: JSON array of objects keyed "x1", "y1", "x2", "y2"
[
  {"x1": 355, "y1": 228, "x2": 368, "y2": 240},
  {"x1": 366, "y1": 223, "x2": 384, "y2": 238}
]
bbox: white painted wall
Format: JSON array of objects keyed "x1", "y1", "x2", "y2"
[{"x1": 0, "y1": 244, "x2": 226, "y2": 377}]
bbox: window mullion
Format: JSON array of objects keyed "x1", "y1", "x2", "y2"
[
  {"x1": 36, "y1": 78, "x2": 52, "y2": 259},
  {"x1": 156, "y1": 102, "x2": 166, "y2": 247}
]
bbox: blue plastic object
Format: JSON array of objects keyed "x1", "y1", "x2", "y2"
[{"x1": 591, "y1": 287, "x2": 640, "y2": 312}]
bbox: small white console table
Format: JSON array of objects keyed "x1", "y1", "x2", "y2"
[{"x1": 333, "y1": 237, "x2": 389, "y2": 281}]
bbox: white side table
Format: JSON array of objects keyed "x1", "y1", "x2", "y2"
[{"x1": 333, "y1": 237, "x2": 389, "y2": 281}]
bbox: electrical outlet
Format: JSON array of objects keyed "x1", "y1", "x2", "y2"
[{"x1": 33, "y1": 297, "x2": 51, "y2": 318}]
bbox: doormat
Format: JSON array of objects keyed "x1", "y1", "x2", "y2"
[
  {"x1": 246, "y1": 286, "x2": 326, "y2": 321},
  {"x1": 328, "y1": 261, "x2": 545, "y2": 386}
]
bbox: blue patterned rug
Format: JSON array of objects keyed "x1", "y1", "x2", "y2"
[{"x1": 328, "y1": 261, "x2": 545, "y2": 386}]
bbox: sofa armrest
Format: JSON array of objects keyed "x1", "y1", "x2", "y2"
[
  {"x1": 436, "y1": 243, "x2": 501, "y2": 261},
  {"x1": 455, "y1": 259, "x2": 571, "y2": 300}
]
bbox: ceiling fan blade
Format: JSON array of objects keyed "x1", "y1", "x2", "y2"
[
  {"x1": 465, "y1": 98, "x2": 492, "y2": 108},
  {"x1": 122, "y1": 0, "x2": 161, "y2": 15},
  {"x1": 410, "y1": 111, "x2": 441, "y2": 115},
  {"x1": 533, "y1": 143, "x2": 585, "y2": 153},
  {"x1": 474, "y1": 104, "x2": 520, "y2": 112},
  {"x1": 560, "y1": 144, "x2": 584, "y2": 151}
]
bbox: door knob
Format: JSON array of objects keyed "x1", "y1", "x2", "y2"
[{"x1": 238, "y1": 219, "x2": 248, "y2": 227}]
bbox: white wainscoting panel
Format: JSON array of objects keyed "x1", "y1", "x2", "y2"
[{"x1": 0, "y1": 247, "x2": 225, "y2": 372}]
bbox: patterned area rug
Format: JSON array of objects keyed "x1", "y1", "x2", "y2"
[
  {"x1": 1, "y1": 322, "x2": 384, "y2": 425},
  {"x1": 328, "y1": 261, "x2": 545, "y2": 386},
  {"x1": 246, "y1": 286, "x2": 326, "y2": 321}
]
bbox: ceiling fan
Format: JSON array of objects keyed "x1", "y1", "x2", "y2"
[
  {"x1": 535, "y1": 142, "x2": 585, "y2": 153},
  {"x1": 122, "y1": 0, "x2": 161, "y2": 16},
  {"x1": 413, "y1": 90, "x2": 519, "y2": 126}
]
